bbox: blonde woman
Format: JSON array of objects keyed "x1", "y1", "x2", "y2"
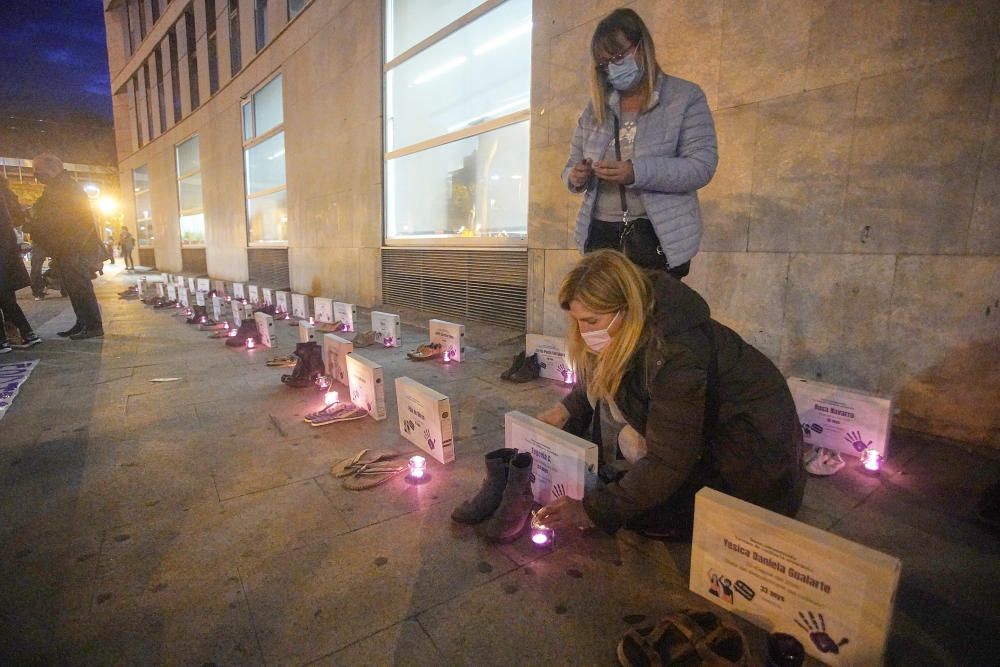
[
  {"x1": 535, "y1": 251, "x2": 804, "y2": 536},
  {"x1": 563, "y1": 8, "x2": 717, "y2": 276}
]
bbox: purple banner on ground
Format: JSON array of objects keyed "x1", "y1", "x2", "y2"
[{"x1": 0, "y1": 360, "x2": 38, "y2": 420}]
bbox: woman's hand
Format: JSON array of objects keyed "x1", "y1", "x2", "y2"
[
  {"x1": 536, "y1": 496, "x2": 595, "y2": 531},
  {"x1": 536, "y1": 403, "x2": 570, "y2": 429},
  {"x1": 568, "y1": 158, "x2": 594, "y2": 188},
  {"x1": 594, "y1": 159, "x2": 635, "y2": 185}
]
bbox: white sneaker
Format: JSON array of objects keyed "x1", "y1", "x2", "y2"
[{"x1": 803, "y1": 447, "x2": 846, "y2": 476}]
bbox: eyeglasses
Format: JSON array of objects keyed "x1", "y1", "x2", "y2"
[{"x1": 596, "y1": 42, "x2": 638, "y2": 70}]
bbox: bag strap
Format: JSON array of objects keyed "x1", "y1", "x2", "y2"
[{"x1": 613, "y1": 114, "x2": 629, "y2": 224}]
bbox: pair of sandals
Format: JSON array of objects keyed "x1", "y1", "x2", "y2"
[
  {"x1": 406, "y1": 342, "x2": 441, "y2": 361},
  {"x1": 330, "y1": 449, "x2": 408, "y2": 490},
  {"x1": 304, "y1": 401, "x2": 368, "y2": 426},
  {"x1": 267, "y1": 354, "x2": 298, "y2": 368},
  {"x1": 617, "y1": 609, "x2": 749, "y2": 666}
]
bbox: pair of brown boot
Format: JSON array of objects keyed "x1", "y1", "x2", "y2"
[{"x1": 451, "y1": 448, "x2": 535, "y2": 543}]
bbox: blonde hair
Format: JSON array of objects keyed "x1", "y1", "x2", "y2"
[
  {"x1": 559, "y1": 250, "x2": 653, "y2": 401},
  {"x1": 588, "y1": 8, "x2": 661, "y2": 125}
]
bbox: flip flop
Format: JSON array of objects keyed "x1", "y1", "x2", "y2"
[
  {"x1": 342, "y1": 462, "x2": 409, "y2": 490},
  {"x1": 267, "y1": 354, "x2": 298, "y2": 367},
  {"x1": 406, "y1": 342, "x2": 441, "y2": 361},
  {"x1": 803, "y1": 447, "x2": 846, "y2": 476},
  {"x1": 352, "y1": 330, "x2": 377, "y2": 348},
  {"x1": 330, "y1": 449, "x2": 403, "y2": 477}
]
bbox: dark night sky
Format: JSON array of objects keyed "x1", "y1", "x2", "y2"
[{"x1": 0, "y1": 1, "x2": 113, "y2": 123}]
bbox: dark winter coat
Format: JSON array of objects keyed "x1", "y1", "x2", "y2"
[
  {"x1": 563, "y1": 273, "x2": 805, "y2": 534},
  {"x1": 27, "y1": 170, "x2": 98, "y2": 259},
  {"x1": 0, "y1": 188, "x2": 30, "y2": 292}
]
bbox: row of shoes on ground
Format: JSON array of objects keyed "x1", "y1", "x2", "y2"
[
  {"x1": 451, "y1": 448, "x2": 536, "y2": 543},
  {"x1": 225, "y1": 319, "x2": 259, "y2": 347},
  {"x1": 330, "y1": 449, "x2": 408, "y2": 489},
  {"x1": 500, "y1": 350, "x2": 540, "y2": 383},
  {"x1": 281, "y1": 341, "x2": 325, "y2": 387}
]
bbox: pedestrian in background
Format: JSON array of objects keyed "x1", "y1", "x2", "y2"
[
  {"x1": 0, "y1": 176, "x2": 41, "y2": 353},
  {"x1": 119, "y1": 226, "x2": 135, "y2": 270},
  {"x1": 27, "y1": 154, "x2": 104, "y2": 340}
]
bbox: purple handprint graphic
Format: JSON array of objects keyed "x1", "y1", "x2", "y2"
[
  {"x1": 844, "y1": 430, "x2": 871, "y2": 453},
  {"x1": 795, "y1": 611, "x2": 848, "y2": 654},
  {"x1": 423, "y1": 427, "x2": 436, "y2": 450}
]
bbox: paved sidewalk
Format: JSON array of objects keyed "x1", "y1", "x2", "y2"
[{"x1": 1, "y1": 267, "x2": 998, "y2": 665}]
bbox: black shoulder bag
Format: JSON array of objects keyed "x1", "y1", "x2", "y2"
[{"x1": 614, "y1": 114, "x2": 667, "y2": 271}]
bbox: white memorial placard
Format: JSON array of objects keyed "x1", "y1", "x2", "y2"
[
  {"x1": 211, "y1": 295, "x2": 225, "y2": 322},
  {"x1": 298, "y1": 321, "x2": 316, "y2": 343},
  {"x1": 231, "y1": 300, "x2": 243, "y2": 326},
  {"x1": 232, "y1": 282, "x2": 246, "y2": 300},
  {"x1": 179, "y1": 289, "x2": 191, "y2": 309},
  {"x1": 526, "y1": 334, "x2": 575, "y2": 383},
  {"x1": 275, "y1": 290, "x2": 289, "y2": 315},
  {"x1": 187, "y1": 277, "x2": 196, "y2": 292},
  {"x1": 248, "y1": 284, "x2": 260, "y2": 303},
  {"x1": 156, "y1": 282, "x2": 165, "y2": 298},
  {"x1": 166, "y1": 284, "x2": 177, "y2": 302},
  {"x1": 313, "y1": 297, "x2": 334, "y2": 324},
  {"x1": 197, "y1": 278, "x2": 210, "y2": 292},
  {"x1": 429, "y1": 319, "x2": 466, "y2": 363},
  {"x1": 195, "y1": 291, "x2": 206, "y2": 307},
  {"x1": 788, "y1": 377, "x2": 893, "y2": 460},
  {"x1": 690, "y1": 488, "x2": 901, "y2": 666},
  {"x1": 505, "y1": 411, "x2": 598, "y2": 505},
  {"x1": 291, "y1": 293, "x2": 309, "y2": 320},
  {"x1": 372, "y1": 311, "x2": 401, "y2": 347},
  {"x1": 254, "y1": 312, "x2": 275, "y2": 348},
  {"x1": 175, "y1": 275, "x2": 185, "y2": 288},
  {"x1": 212, "y1": 279, "x2": 226, "y2": 296},
  {"x1": 323, "y1": 333, "x2": 353, "y2": 385},
  {"x1": 135, "y1": 277, "x2": 148, "y2": 299},
  {"x1": 346, "y1": 353, "x2": 387, "y2": 421},
  {"x1": 395, "y1": 377, "x2": 454, "y2": 464},
  {"x1": 261, "y1": 287, "x2": 273, "y2": 306},
  {"x1": 333, "y1": 302, "x2": 357, "y2": 332},
  {"x1": 161, "y1": 272, "x2": 171, "y2": 284},
  {"x1": 240, "y1": 302, "x2": 256, "y2": 321}
]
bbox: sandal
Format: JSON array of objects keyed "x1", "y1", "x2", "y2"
[
  {"x1": 331, "y1": 449, "x2": 407, "y2": 489},
  {"x1": 352, "y1": 330, "x2": 377, "y2": 348},
  {"x1": 314, "y1": 320, "x2": 345, "y2": 333},
  {"x1": 267, "y1": 354, "x2": 298, "y2": 367},
  {"x1": 406, "y1": 342, "x2": 441, "y2": 361},
  {"x1": 617, "y1": 609, "x2": 749, "y2": 667}
]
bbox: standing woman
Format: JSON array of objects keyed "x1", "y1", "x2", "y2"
[
  {"x1": 563, "y1": 8, "x2": 718, "y2": 277},
  {"x1": 119, "y1": 226, "x2": 136, "y2": 270},
  {"x1": 0, "y1": 177, "x2": 41, "y2": 353}
]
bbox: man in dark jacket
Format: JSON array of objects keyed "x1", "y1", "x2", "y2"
[
  {"x1": 29, "y1": 154, "x2": 104, "y2": 339},
  {"x1": 0, "y1": 176, "x2": 41, "y2": 351}
]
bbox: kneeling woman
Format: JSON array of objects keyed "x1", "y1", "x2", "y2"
[{"x1": 535, "y1": 250, "x2": 804, "y2": 535}]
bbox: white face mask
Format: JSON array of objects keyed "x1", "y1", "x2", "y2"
[{"x1": 581, "y1": 311, "x2": 620, "y2": 352}]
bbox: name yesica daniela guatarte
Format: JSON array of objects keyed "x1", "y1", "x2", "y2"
[{"x1": 724, "y1": 538, "x2": 832, "y2": 595}]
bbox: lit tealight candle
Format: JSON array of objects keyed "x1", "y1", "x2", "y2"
[
  {"x1": 324, "y1": 391, "x2": 338, "y2": 405},
  {"x1": 246, "y1": 338, "x2": 255, "y2": 349},
  {"x1": 228, "y1": 328, "x2": 238, "y2": 337},
  {"x1": 309, "y1": 316, "x2": 314, "y2": 325},
  {"x1": 862, "y1": 448, "x2": 882, "y2": 473},
  {"x1": 408, "y1": 455, "x2": 427, "y2": 480},
  {"x1": 442, "y1": 350, "x2": 451, "y2": 363},
  {"x1": 564, "y1": 369, "x2": 576, "y2": 384},
  {"x1": 530, "y1": 511, "x2": 554, "y2": 547},
  {"x1": 223, "y1": 321, "x2": 230, "y2": 329}
]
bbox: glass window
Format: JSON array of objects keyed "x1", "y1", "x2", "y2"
[
  {"x1": 206, "y1": 0, "x2": 220, "y2": 94},
  {"x1": 288, "y1": 0, "x2": 307, "y2": 19},
  {"x1": 243, "y1": 74, "x2": 287, "y2": 244},
  {"x1": 168, "y1": 29, "x2": 182, "y2": 123},
  {"x1": 185, "y1": 8, "x2": 200, "y2": 109},
  {"x1": 229, "y1": 0, "x2": 242, "y2": 75},
  {"x1": 384, "y1": 0, "x2": 530, "y2": 243},
  {"x1": 176, "y1": 135, "x2": 205, "y2": 245},
  {"x1": 133, "y1": 165, "x2": 154, "y2": 247},
  {"x1": 255, "y1": 0, "x2": 268, "y2": 52},
  {"x1": 386, "y1": 121, "x2": 528, "y2": 239},
  {"x1": 154, "y1": 49, "x2": 167, "y2": 132},
  {"x1": 385, "y1": 0, "x2": 483, "y2": 60}
]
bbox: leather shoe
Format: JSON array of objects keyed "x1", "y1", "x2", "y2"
[
  {"x1": 70, "y1": 328, "x2": 104, "y2": 340},
  {"x1": 57, "y1": 324, "x2": 84, "y2": 337}
]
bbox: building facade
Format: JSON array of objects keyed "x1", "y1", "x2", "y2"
[{"x1": 103, "y1": 0, "x2": 1000, "y2": 448}]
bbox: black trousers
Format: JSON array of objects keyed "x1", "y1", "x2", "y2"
[
  {"x1": 30, "y1": 246, "x2": 46, "y2": 296},
  {"x1": 57, "y1": 255, "x2": 102, "y2": 330},
  {"x1": 0, "y1": 289, "x2": 32, "y2": 340},
  {"x1": 585, "y1": 220, "x2": 691, "y2": 279},
  {"x1": 123, "y1": 247, "x2": 134, "y2": 269}
]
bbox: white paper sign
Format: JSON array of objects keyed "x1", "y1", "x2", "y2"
[
  {"x1": 211, "y1": 295, "x2": 225, "y2": 322},
  {"x1": 346, "y1": 353, "x2": 387, "y2": 421},
  {"x1": 788, "y1": 378, "x2": 893, "y2": 460},
  {"x1": 161, "y1": 272, "x2": 171, "y2": 284},
  {"x1": 212, "y1": 279, "x2": 226, "y2": 296},
  {"x1": 187, "y1": 277, "x2": 196, "y2": 292},
  {"x1": 166, "y1": 284, "x2": 177, "y2": 302},
  {"x1": 136, "y1": 277, "x2": 148, "y2": 299},
  {"x1": 690, "y1": 488, "x2": 901, "y2": 666},
  {"x1": 372, "y1": 311, "x2": 401, "y2": 347},
  {"x1": 197, "y1": 278, "x2": 210, "y2": 292},
  {"x1": 396, "y1": 377, "x2": 454, "y2": 464},
  {"x1": 195, "y1": 291, "x2": 206, "y2": 307},
  {"x1": 155, "y1": 282, "x2": 165, "y2": 298},
  {"x1": 175, "y1": 275, "x2": 185, "y2": 288},
  {"x1": 323, "y1": 333, "x2": 353, "y2": 385},
  {"x1": 240, "y1": 302, "x2": 256, "y2": 322},
  {"x1": 275, "y1": 290, "x2": 289, "y2": 314},
  {"x1": 231, "y1": 300, "x2": 243, "y2": 326},
  {"x1": 262, "y1": 287, "x2": 273, "y2": 306},
  {"x1": 313, "y1": 297, "x2": 334, "y2": 324},
  {"x1": 429, "y1": 319, "x2": 465, "y2": 363},
  {"x1": 0, "y1": 360, "x2": 39, "y2": 420},
  {"x1": 505, "y1": 411, "x2": 597, "y2": 505},
  {"x1": 254, "y1": 312, "x2": 275, "y2": 348},
  {"x1": 291, "y1": 293, "x2": 309, "y2": 320},
  {"x1": 248, "y1": 284, "x2": 260, "y2": 303},
  {"x1": 298, "y1": 321, "x2": 316, "y2": 343},
  {"x1": 526, "y1": 334, "x2": 575, "y2": 383},
  {"x1": 179, "y1": 289, "x2": 191, "y2": 309},
  {"x1": 333, "y1": 302, "x2": 357, "y2": 332},
  {"x1": 232, "y1": 282, "x2": 246, "y2": 299}
]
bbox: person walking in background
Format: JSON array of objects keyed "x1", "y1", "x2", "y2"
[
  {"x1": 562, "y1": 8, "x2": 717, "y2": 277},
  {"x1": 0, "y1": 176, "x2": 41, "y2": 353},
  {"x1": 119, "y1": 226, "x2": 135, "y2": 270},
  {"x1": 27, "y1": 154, "x2": 104, "y2": 340}
]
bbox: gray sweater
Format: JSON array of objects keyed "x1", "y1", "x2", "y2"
[{"x1": 562, "y1": 73, "x2": 718, "y2": 268}]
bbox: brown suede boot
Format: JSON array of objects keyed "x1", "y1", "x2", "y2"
[
  {"x1": 481, "y1": 452, "x2": 535, "y2": 543},
  {"x1": 451, "y1": 448, "x2": 517, "y2": 524}
]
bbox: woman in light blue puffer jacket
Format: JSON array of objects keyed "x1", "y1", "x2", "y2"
[{"x1": 562, "y1": 8, "x2": 718, "y2": 278}]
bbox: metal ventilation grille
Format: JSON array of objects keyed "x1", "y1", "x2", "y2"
[
  {"x1": 248, "y1": 248, "x2": 290, "y2": 289},
  {"x1": 181, "y1": 248, "x2": 207, "y2": 274},
  {"x1": 382, "y1": 248, "x2": 527, "y2": 330}
]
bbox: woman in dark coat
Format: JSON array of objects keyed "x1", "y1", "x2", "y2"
[
  {"x1": 535, "y1": 250, "x2": 803, "y2": 536},
  {"x1": 0, "y1": 177, "x2": 40, "y2": 352}
]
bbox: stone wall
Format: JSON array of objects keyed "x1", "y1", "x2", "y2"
[{"x1": 527, "y1": 0, "x2": 1000, "y2": 448}]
